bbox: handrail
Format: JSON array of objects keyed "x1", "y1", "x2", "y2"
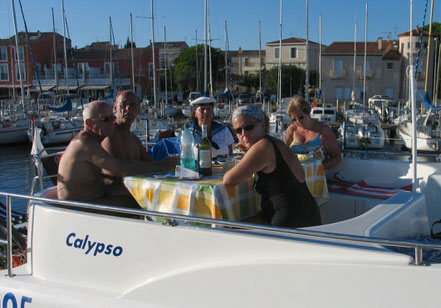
[
  {"x1": 1, "y1": 191, "x2": 441, "y2": 268},
  {"x1": 341, "y1": 148, "x2": 441, "y2": 160}
]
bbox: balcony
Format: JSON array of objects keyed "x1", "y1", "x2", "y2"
[
  {"x1": 330, "y1": 69, "x2": 346, "y2": 79},
  {"x1": 357, "y1": 69, "x2": 374, "y2": 80}
]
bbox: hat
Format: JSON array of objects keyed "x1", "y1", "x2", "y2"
[{"x1": 190, "y1": 96, "x2": 216, "y2": 106}]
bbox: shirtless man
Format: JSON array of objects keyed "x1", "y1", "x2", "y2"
[
  {"x1": 101, "y1": 90, "x2": 156, "y2": 200},
  {"x1": 102, "y1": 90, "x2": 152, "y2": 164},
  {"x1": 57, "y1": 100, "x2": 178, "y2": 210}
]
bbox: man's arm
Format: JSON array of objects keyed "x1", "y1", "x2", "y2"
[{"x1": 86, "y1": 137, "x2": 178, "y2": 176}]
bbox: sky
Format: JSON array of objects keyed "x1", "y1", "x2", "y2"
[{"x1": 0, "y1": 0, "x2": 439, "y2": 51}]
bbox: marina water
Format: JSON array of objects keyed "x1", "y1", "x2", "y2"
[{"x1": 0, "y1": 144, "x2": 39, "y2": 213}]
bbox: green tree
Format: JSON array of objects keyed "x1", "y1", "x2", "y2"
[
  {"x1": 422, "y1": 22, "x2": 441, "y2": 39},
  {"x1": 263, "y1": 65, "x2": 318, "y2": 98},
  {"x1": 173, "y1": 44, "x2": 225, "y2": 93},
  {"x1": 238, "y1": 74, "x2": 260, "y2": 92},
  {"x1": 123, "y1": 37, "x2": 136, "y2": 49}
]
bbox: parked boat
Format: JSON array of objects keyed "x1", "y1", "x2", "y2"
[
  {"x1": 0, "y1": 107, "x2": 29, "y2": 145},
  {"x1": 30, "y1": 116, "x2": 82, "y2": 145},
  {"x1": 310, "y1": 105, "x2": 337, "y2": 123},
  {"x1": 181, "y1": 105, "x2": 192, "y2": 117},
  {"x1": 339, "y1": 107, "x2": 386, "y2": 149},
  {"x1": 213, "y1": 102, "x2": 230, "y2": 118},
  {"x1": 397, "y1": 112, "x2": 441, "y2": 152}
]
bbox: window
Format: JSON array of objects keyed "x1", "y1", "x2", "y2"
[
  {"x1": 0, "y1": 64, "x2": 9, "y2": 81},
  {"x1": 14, "y1": 47, "x2": 25, "y2": 61},
  {"x1": 386, "y1": 62, "x2": 393, "y2": 70},
  {"x1": 335, "y1": 87, "x2": 343, "y2": 99},
  {"x1": 401, "y1": 43, "x2": 404, "y2": 52},
  {"x1": 343, "y1": 87, "x2": 352, "y2": 100},
  {"x1": 15, "y1": 63, "x2": 25, "y2": 81},
  {"x1": 0, "y1": 48, "x2": 7, "y2": 62},
  {"x1": 290, "y1": 47, "x2": 297, "y2": 59},
  {"x1": 244, "y1": 57, "x2": 249, "y2": 66},
  {"x1": 104, "y1": 62, "x2": 114, "y2": 76},
  {"x1": 385, "y1": 88, "x2": 393, "y2": 98},
  {"x1": 148, "y1": 62, "x2": 154, "y2": 80},
  {"x1": 407, "y1": 42, "x2": 410, "y2": 49},
  {"x1": 274, "y1": 47, "x2": 280, "y2": 59},
  {"x1": 334, "y1": 59, "x2": 343, "y2": 78}
]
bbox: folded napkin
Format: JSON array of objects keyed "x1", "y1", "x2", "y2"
[{"x1": 175, "y1": 165, "x2": 200, "y2": 179}]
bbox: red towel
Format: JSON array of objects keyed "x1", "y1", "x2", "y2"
[{"x1": 327, "y1": 178, "x2": 412, "y2": 199}]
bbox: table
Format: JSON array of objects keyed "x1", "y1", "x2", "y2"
[{"x1": 124, "y1": 159, "x2": 328, "y2": 222}]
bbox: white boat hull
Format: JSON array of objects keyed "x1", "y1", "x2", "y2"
[
  {"x1": 0, "y1": 126, "x2": 28, "y2": 145},
  {"x1": 2, "y1": 158, "x2": 441, "y2": 307},
  {"x1": 397, "y1": 121, "x2": 441, "y2": 152}
]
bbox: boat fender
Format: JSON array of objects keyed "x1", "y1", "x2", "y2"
[{"x1": 65, "y1": 232, "x2": 123, "y2": 257}]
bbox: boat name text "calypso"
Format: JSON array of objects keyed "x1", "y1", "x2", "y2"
[{"x1": 65, "y1": 233, "x2": 123, "y2": 257}]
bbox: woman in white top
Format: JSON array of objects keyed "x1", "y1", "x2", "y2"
[{"x1": 189, "y1": 97, "x2": 235, "y2": 157}]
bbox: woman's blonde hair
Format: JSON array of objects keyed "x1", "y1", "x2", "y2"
[{"x1": 286, "y1": 95, "x2": 310, "y2": 115}]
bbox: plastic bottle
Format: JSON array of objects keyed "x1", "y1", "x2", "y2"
[
  {"x1": 198, "y1": 124, "x2": 212, "y2": 175},
  {"x1": 180, "y1": 123, "x2": 196, "y2": 171}
]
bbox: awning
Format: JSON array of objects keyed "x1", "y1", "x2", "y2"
[
  {"x1": 30, "y1": 85, "x2": 56, "y2": 92},
  {"x1": 0, "y1": 85, "x2": 32, "y2": 89},
  {"x1": 81, "y1": 85, "x2": 110, "y2": 90}
]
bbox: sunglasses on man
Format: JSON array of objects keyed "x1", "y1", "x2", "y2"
[
  {"x1": 95, "y1": 115, "x2": 115, "y2": 122},
  {"x1": 291, "y1": 115, "x2": 304, "y2": 122}
]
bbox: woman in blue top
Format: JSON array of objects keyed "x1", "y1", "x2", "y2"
[
  {"x1": 284, "y1": 96, "x2": 341, "y2": 169},
  {"x1": 223, "y1": 105, "x2": 321, "y2": 228}
]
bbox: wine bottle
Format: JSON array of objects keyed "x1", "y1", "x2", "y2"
[{"x1": 198, "y1": 124, "x2": 212, "y2": 176}]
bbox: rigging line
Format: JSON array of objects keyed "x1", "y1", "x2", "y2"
[
  {"x1": 414, "y1": 0, "x2": 429, "y2": 78},
  {"x1": 17, "y1": 0, "x2": 43, "y2": 94},
  {"x1": 63, "y1": 12, "x2": 81, "y2": 95}
]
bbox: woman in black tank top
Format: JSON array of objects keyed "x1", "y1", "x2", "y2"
[{"x1": 223, "y1": 105, "x2": 321, "y2": 228}]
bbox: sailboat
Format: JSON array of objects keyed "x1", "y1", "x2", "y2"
[
  {"x1": 0, "y1": 0, "x2": 30, "y2": 145},
  {"x1": 397, "y1": 94, "x2": 441, "y2": 152}
]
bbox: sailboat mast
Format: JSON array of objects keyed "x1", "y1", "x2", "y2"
[
  {"x1": 61, "y1": 0, "x2": 69, "y2": 95},
  {"x1": 195, "y1": 29, "x2": 200, "y2": 92},
  {"x1": 52, "y1": 8, "x2": 58, "y2": 92},
  {"x1": 224, "y1": 21, "x2": 228, "y2": 92},
  {"x1": 259, "y1": 20, "x2": 262, "y2": 103},
  {"x1": 424, "y1": 0, "x2": 434, "y2": 93},
  {"x1": 130, "y1": 13, "x2": 135, "y2": 92},
  {"x1": 319, "y1": 15, "x2": 322, "y2": 93},
  {"x1": 10, "y1": 0, "x2": 25, "y2": 110},
  {"x1": 163, "y1": 26, "x2": 168, "y2": 105},
  {"x1": 409, "y1": 0, "x2": 418, "y2": 192},
  {"x1": 363, "y1": 2, "x2": 368, "y2": 108},
  {"x1": 109, "y1": 17, "x2": 115, "y2": 99},
  {"x1": 305, "y1": 0, "x2": 309, "y2": 102},
  {"x1": 352, "y1": 20, "x2": 357, "y2": 99},
  {"x1": 208, "y1": 14, "x2": 213, "y2": 97},
  {"x1": 150, "y1": 0, "x2": 157, "y2": 109},
  {"x1": 204, "y1": 0, "x2": 208, "y2": 94},
  {"x1": 278, "y1": 0, "x2": 283, "y2": 105}
]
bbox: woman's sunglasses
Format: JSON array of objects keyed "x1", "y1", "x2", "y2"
[
  {"x1": 234, "y1": 123, "x2": 257, "y2": 134},
  {"x1": 291, "y1": 115, "x2": 304, "y2": 122}
]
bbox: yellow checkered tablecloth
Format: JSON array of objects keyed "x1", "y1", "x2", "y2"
[{"x1": 124, "y1": 160, "x2": 328, "y2": 222}]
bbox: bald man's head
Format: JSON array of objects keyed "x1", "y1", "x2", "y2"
[{"x1": 83, "y1": 100, "x2": 112, "y2": 121}]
